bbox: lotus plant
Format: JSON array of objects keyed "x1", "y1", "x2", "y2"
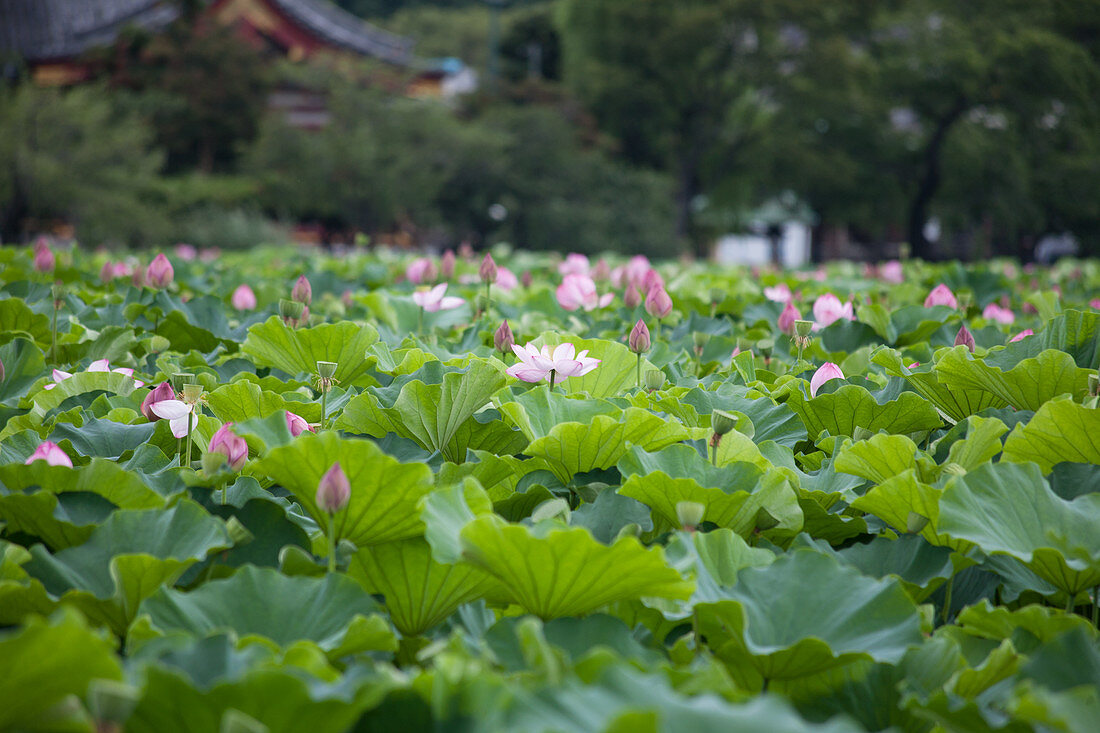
[
  {"x1": 628, "y1": 319, "x2": 651, "y2": 388},
  {"x1": 146, "y1": 254, "x2": 174, "y2": 289},
  {"x1": 506, "y1": 342, "x2": 600, "y2": 391},
  {"x1": 141, "y1": 381, "x2": 176, "y2": 420},
  {"x1": 33, "y1": 240, "x2": 55, "y2": 273},
  {"x1": 557, "y1": 273, "x2": 613, "y2": 312},
  {"x1": 286, "y1": 411, "x2": 312, "y2": 437},
  {"x1": 208, "y1": 423, "x2": 248, "y2": 472},
  {"x1": 495, "y1": 320, "x2": 514, "y2": 356},
  {"x1": 291, "y1": 275, "x2": 312, "y2": 306},
  {"x1": 440, "y1": 249, "x2": 456, "y2": 280},
  {"x1": 764, "y1": 283, "x2": 791, "y2": 303},
  {"x1": 45, "y1": 359, "x2": 144, "y2": 391},
  {"x1": 413, "y1": 283, "x2": 464, "y2": 335},
  {"x1": 315, "y1": 361, "x2": 338, "y2": 430},
  {"x1": 479, "y1": 253, "x2": 497, "y2": 320},
  {"x1": 644, "y1": 285, "x2": 672, "y2": 340},
  {"x1": 982, "y1": 303, "x2": 1015, "y2": 325},
  {"x1": 406, "y1": 257, "x2": 437, "y2": 285},
  {"x1": 317, "y1": 462, "x2": 351, "y2": 571},
  {"x1": 231, "y1": 284, "x2": 257, "y2": 311},
  {"x1": 924, "y1": 283, "x2": 958, "y2": 309},
  {"x1": 812, "y1": 293, "x2": 855, "y2": 328},
  {"x1": 778, "y1": 300, "x2": 800, "y2": 335},
  {"x1": 810, "y1": 362, "x2": 844, "y2": 396},
  {"x1": 954, "y1": 324, "x2": 976, "y2": 352},
  {"x1": 558, "y1": 253, "x2": 590, "y2": 276},
  {"x1": 25, "y1": 441, "x2": 72, "y2": 468},
  {"x1": 1009, "y1": 329, "x2": 1034, "y2": 343}
]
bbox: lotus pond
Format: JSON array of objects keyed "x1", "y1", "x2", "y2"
[{"x1": 2, "y1": 243, "x2": 1100, "y2": 732}]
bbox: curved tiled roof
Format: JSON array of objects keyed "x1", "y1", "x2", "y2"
[{"x1": 270, "y1": 0, "x2": 413, "y2": 65}]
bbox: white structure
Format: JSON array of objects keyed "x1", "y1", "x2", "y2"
[{"x1": 714, "y1": 222, "x2": 812, "y2": 267}]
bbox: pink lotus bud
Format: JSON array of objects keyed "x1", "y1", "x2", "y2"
[
  {"x1": 208, "y1": 423, "x2": 248, "y2": 471},
  {"x1": 981, "y1": 303, "x2": 1014, "y2": 325},
  {"x1": 521, "y1": 270, "x2": 533, "y2": 289},
  {"x1": 494, "y1": 319, "x2": 514, "y2": 353},
  {"x1": 810, "y1": 362, "x2": 844, "y2": 396},
  {"x1": 285, "y1": 411, "x2": 312, "y2": 437},
  {"x1": 316, "y1": 462, "x2": 351, "y2": 513},
  {"x1": 624, "y1": 284, "x2": 642, "y2": 308},
  {"x1": 405, "y1": 257, "x2": 437, "y2": 284},
  {"x1": 175, "y1": 243, "x2": 197, "y2": 261},
  {"x1": 25, "y1": 441, "x2": 72, "y2": 468},
  {"x1": 34, "y1": 244, "x2": 56, "y2": 273},
  {"x1": 879, "y1": 261, "x2": 904, "y2": 284},
  {"x1": 479, "y1": 253, "x2": 498, "y2": 284},
  {"x1": 1022, "y1": 302, "x2": 1038, "y2": 315},
  {"x1": 291, "y1": 275, "x2": 312, "y2": 305},
  {"x1": 146, "y1": 254, "x2": 174, "y2": 289},
  {"x1": 813, "y1": 293, "x2": 855, "y2": 328},
  {"x1": 592, "y1": 258, "x2": 610, "y2": 281},
  {"x1": 778, "y1": 300, "x2": 801, "y2": 335},
  {"x1": 954, "y1": 324, "x2": 976, "y2": 352},
  {"x1": 1091, "y1": 298, "x2": 1100, "y2": 310},
  {"x1": 231, "y1": 284, "x2": 256, "y2": 311},
  {"x1": 1009, "y1": 329, "x2": 1034, "y2": 343},
  {"x1": 924, "y1": 283, "x2": 957, "y2": 309},
  {"x1": 131, "y1": 264, "x2": 146, "y2": 288},
  {"x1": 458, "y1": 242, "x2": 474, "y2": 260},
  {"x1": 642, "y1": 269, "x2": 664, "y2": 294},
  {"x1": 644, "y1": 286, "x2": 673, "y2": 319},
  {"x1": 99, "y1": 262, "x2": 114, "y2": 283},
  {"x1": 440, "y1": 249, "x2": 456, "y2": 279},
  {"x1": 908, "y1": 362, "x2": 920, "y2": 369},
  {"x1": 629, "y1": 319, "x2": 651, "y2": 354},
  {"x1": 495, "y1": 267, "x2": 518, "y2": 291},
  {"x1": 141, "y1": 381, "x2": 177, "y2": 421}
]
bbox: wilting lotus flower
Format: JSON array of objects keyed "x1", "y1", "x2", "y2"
[
  {"x1": 559, "y1": 253, "x2": 590, "y2": 276},
  {"x1": 494, "y1": 320, "x2": 514, "y2": 354},
  {"x1": 208, "y1": 423, "x2": 248, "y2": 471},
  {"x1": 25, "y1": 441, "x2": 72, "y2": 468},
  {"x1": 479, "y1": 253, "x2": 498, "y2": 283},
  {"x1": 146, "y1": 254, "x2": 174, "y2": 289},
  {"x1": 231, "y1": 284, "x2": 257, "y2": 311},
  {"x1": 924, "y1": 284, "x2": 957, "y2": 309},
  {"x1": 286, "y1": 411, "x2": 312, "y2": 437},
  {"x1": 495, "y1": 267, "x2": 518, "y2": 291},
  {"x1": 557, "y1": 274, "x2": 613, "y2": 312},
  {"x1": 764, "y1": 283, "x2": 791, "y2": 303},
  {"x1": 624, "y1": 284, "x2": 642, "y2": 308},
  {"x1": 954, "y1": 324, "x2": 976, "y2": 352},
  {"x1": 291, "y1": 275, "x2": 312, "y2": 305},
  {"x1": 413, "y1": 283, "x2": 464, "y2": 312},
  {"x1": 810, "y1": 362, "x2": 844, "y2": 396},
  {"x1": 879, "y1": 261, "x2": 904, "y2": 284},
  {"x1": 644, "y1": 286, "x2": 673, "y2": 319},
  {"x1": 506, "y1": 342, "x2": 600, "y2": 385},
  {"x1": 142, "y1": 381, "x2": 176, "y2": 420},
  {"x1": 33, "y1": 242, "x2": 55, "y2": 273},
  {"x1": 440, "y1": 249, "x2": 456, "y2": 279},
  {"x1": 629, "y1": 319, "x2": 651, "y2": 354},
  {"x1": 812, "y1": 293, "x2": 855, "y2": 328},
  {"x1": 316, "y1": 462, "x2": 351, "y2": 513},
  {"x1": 982, "y1": 303, "x2": 1014, "y2": 325},
  {"x1": 406, "y1": 257, "x2": 437, "y2": 285},
  {"x1": 150, "y1": 399, "x2": 194, "y2": 439},
  {"x1": 778, "y1": 300, "x2": 801, "y2": 335},
  {"x1": 1009, "y1": 329, "x2": 1034, "y2": 343}
]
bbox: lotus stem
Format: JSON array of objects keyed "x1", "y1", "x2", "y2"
[
  {"x1": 635, "y1": 353, "x2": 641, "y2": 390},
  {"x1": 417, "y1": 306, "x2": 424, "y2": 337},
  {"x1": 321, "y1": 388, "x2": 327, "y2": 431},
  {"x1": 485, "y1": 281, "x2": 492, "y2": 321},
  {"x1": 327, "y1": 512, "x2": 336, "y2": 573},
  {"x1": 185, "y1": 411, "x2": 193, "y2": 467},
  {"x1": 1093, "y1": 586, "x2": 1098, "y2": 626},
  {"x1": 1066, "y1": 592, "x2": 1075, "y2": 615},
  {"x1": 549, "y1": 370, "x2": 557, "y2": 392},
  {"x1": 942, "y1": 575, "x2": 953, "y2": 624}
]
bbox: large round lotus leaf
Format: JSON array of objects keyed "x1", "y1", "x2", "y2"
[
  {"x1": 1002, "y1": 395, "x2": 1100, "y2": 473},
  {"x1": 241, "y1": 316, "x2": 379, "y2": 385},
  {"x1": 251, "y1": 431, "x2": 433, "y2": 546},
  {"x1": 938, "y1": 462, "x2": 1100, "y2": 596},
  {"x1": 137, "y1": 565, "x2": 396, "y2": 657},
  {"x1": 697, "y1": 549, "x2": 923, "y2": 682}
]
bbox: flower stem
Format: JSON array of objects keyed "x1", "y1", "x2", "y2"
[
  {"x1": 636, "y1": 353, "x2": 641, "y2": 390},
  {"x1": 942, "y1": 575, "x2": 954, "y2": 624},
  {"x1": 549, "y1": 370, "x2": 557, "y2": 392},
  {"x1": 417, "y1": 306, "x2": 424, "y2": 337},
  {"x1": 185, "y1": 411, "x2": 193, "y2": 467},
  {"x1": 484, "y1": 281, "x2": 492, "y2": 321},
  {"x1": 1066, "y1": 592, "x2": 1075, "y2": 614},
  {"x1": 327, "y1": 511, "x2": 337, "y2": 573},
  {"x1": 321, "y1": 386, "x2": 328, "y2": 431}
]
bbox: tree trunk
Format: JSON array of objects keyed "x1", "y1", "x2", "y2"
[
  {"x1": 675, "y1": 150, "x2": 704, "y2": 258},
  {"x1": 907, "y1": 98, "x2": 968, "y2": 261}
]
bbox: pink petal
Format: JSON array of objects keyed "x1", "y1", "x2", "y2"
[
  {"x1": 87, "y1": 359, "x2": 110, "y2": 372},
  {"x1": 151, "y1": 399, "x2": 191, "y2": 421}
]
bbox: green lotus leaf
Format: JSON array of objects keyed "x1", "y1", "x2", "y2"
[
  {"x1": 837, "y1": 534, "x2": 954, "y2": 602},
  {"x1": 0, "y1": 297, "x2": 51, "y2": 346},
  {"x1": 252, "y1": 431, "x2": 433, "y2": 546},
  {"x1": 570, "y1": 488, "x2": 654, "y2": 544},
  {"x1": 984, "y1": 309, "x2": 1100, "y2": 370},
  {"x1": 955, "y1": 600, "x2": 1097, "y2": 645},
  {"x1": 22, "y1": 500, "x2": 232, "y2": 634},
  {"x1": 938, "y1": 462, "x2": 1100, "y2": 597},
  {"x1": 0, "y1": 457, "x2": 167, "y2": 509},
  {"x1": 835, "y1": 433, "x2": 920, "y2": 483},
  {"x1": 942, "y1": 415, "x2": 1009, "y2": 472},
  {"x1": 697, "y1": 549, "x2": 924, "y2": 682},
  {"x1": 458, "y1": 515, "x2": 693, "y2": 619},
  {"x1": 336, "y1": 359, "x2": 513, "y2": 462},
  {"x1": 0, "y1": 608, "x2": 123, "y2": 731},
  {"x1": 137, "y1": 566, "x2": 397, "y2": 657},
  {"x1": 348, "y1": 537, "x2": 501, "y2": 636},
  {"x1": 368, "y1": 341, "x2": 438, "y2": 376},
  {"x1": 437, "y1": 450, "x2": 530, "y2": 497},
  {"x1": 620, "y1": 471, "x2": 802, "y2": 539},
  {"x1": 125, "y1": 636, "x2": 398, "y2": 733},
  {"x1": 873, "y1": 347, "x2": 1008, "y2": 423},
  {"x1": 46, "y1": 413, "x2": 157, "y2": 460},
  {"x1": 661, "y1": 529, "x2": 775, "y2": 611},
  {"x1": 890, "y1": 304, "x2": 958, "y2": 345},
  {"x1": 1010, "y1": 681, "x2": 1100, "y2": 733},
  {"x1": 784, "y1": 383, "x2": 942, "y2": 438},
  {"x1": 205, "y1": 380, "x2": 322, "y2": 425},
  {"x1": 534, "y1": 333, "x2": 658, "y2": 398},
  {"x1": 679, "y1": 384, "x2": 808, "y2": 447},
  {"x1": 0, "y1": 338, "x2": 46, "y2": 408},
  {"x1": 524, "y1": 408, "x2": 704, "y2": 483},
  {"x1": 420, "y1": 479, "x2": 495, "y2": 564},
  {"x1": 851, "y1": 469, "x2": 965, "y2": 550},
  {"x1": 617, "y1": 443, "x2": 764, "y2": 492},
  {"x1": 25, "y1": 371, "x2": 140, "y2": 419},
  {"x1": 1001, "y1": 396, "x2": 1100, "y2": 473},
  {"x1": 0, "y1": 540, "x2": 57, "y2": 624},
  {"x1": 498, "y1": 386, "x2": 622, "y2": 441},
  {"x1": 241, "y1": 316, "x2": 379, "y2": 385},
  {"x1": 934, "y1": 346, "x2": 1092, "y2": 411}
]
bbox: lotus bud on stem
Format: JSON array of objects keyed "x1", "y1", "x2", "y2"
[
  {"x1": 954, "y1": 324, "x2": 976, "y2": 352},
  {"x1": 692, "y1": 331, "x2": 708, "y2": 375},
  {"x1": 316, "y1": 361, "x2": 338, "y2": 430},
  {"x1": 479, "y1": 253, "x2": 497, "y2": 321},
  {"x1": 317, "y1": 462, "x2": 350, "y2": 572},
  {"x1": 629, "y1": 319, "x2": 651, "y2": 388},
  {"x1": 494, "y1": 320, "x2": 514, "y2": 357}
]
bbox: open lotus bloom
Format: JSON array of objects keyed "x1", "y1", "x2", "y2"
[
  {"x1": 763, "y1": 283, "x2": 792, "y2": 303},
  {"x1": 810, "y1": 362, "x2": 844, "y2": 396},
  {"x1": 611, "y1": 255, "x2": 651, "y2": 289},
  {"x1": 45, "y1": 360, "x2": 143, "y2": 390},
  {"x1": 25, "y1": 441, "x2": 72, "y2": 468},
  {"x1": 413, "y1": 283, "x2": 464, "y2": 312},
  {"x1": 506, "y1": 342, "x2": 600, "y2": 384},
  {"x1": 406, "y1": 257, "x2": 437, "y2": 285},
  {"x1": 150, "y1": 399, "x2": 195, "y2": 439},
  {"x1": 879, "y1": 260, "x2": 904, "y2": 284},
  {"x1": 558, "y1": 253, "x2": 591, "y2": 277},
  {"x1": 557, "y1": 274, "x2": 613, "y2": 312},
  {"x1": 924, "y1": 283, "x2": 958, "y2": 309},
  {"x1": 812, "y1": 293, "x2": 855, "y2": 328},
  {"x1": 982, "y1": 303, "x2": 1015, "y2": 325}
]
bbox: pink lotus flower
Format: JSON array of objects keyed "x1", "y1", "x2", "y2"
[
  {"x1": 406, "y1": 257, "x2": 437, "y2": 285},
  {"x1": 479, "y1": 253, "x2": 498, "y2": 283},
  {"x1": 231, "y1": 284, "x2": 257, "y2": 311},
  {"x1": 317, "y1": 462, "x2": 351, "y2": 513},
  {"x1": 291, "y1": 275, "x2": 312, "y2": 305},
  {"x1": 286, "y1": 411, "x2": 312, "y2": 437},
  {"x1": 644, "y1": 286, "x2": 672, "y2": 319},
  {"x1": 150, "y1": 399, "x2": 194, "y2": 439},
  {"x1": 629, "y1": 319, "x2": 651, "y2": 353},
  {"x1": 908, "y1": 362, "x2": 920, "y2": 369},
  {"x1": 1090, "y1": 298, "x2": 1100, "y2": 310},
  {"x1": 611, "y1": 256, "x2": 651, "y2": 289},
  {"x1": 879, "y1": 261, "x2": 904, "y2": 284},
  {"x1": 45, "y1": 360, "x2": 143, "y2": 390},
  {"x1": 142, "y1": 381, "x2": 176, "y2": 420},
  {"x1": 812, "y1": 293, "x2": 855, "y2": 328},
  {"x1": 955, "y1": 324, "x2": 976, "y2": 352},
  {"x1": 623, "y1": 284, "x2": 642, "y2": 308},
  {"x1": 642, "y1": 269, "x2": 665, "y2": 294},
  {"x1": 26, "y1": 441, "x2": 72, "y2": 467},
  {"x1": 494, "y1": 320, "x2": 514, "y2": 353},
  {"x1": 33, "y1": 243, "x2": 55, "y2": 273},
  {"x1": 558, "y1": 253, "x2": 591, "y2": 277},
  {"x1": 413, "y1": 283, "x2": 464, "y2": 312},
  {"x1": 778, "y1": 301, "x2": 801, "y2": 335},
  {"x1": 440, "y1": 249, "x2": 456, "y2": 279},
  {"x1": 557, "y1": 274, "x2": 613, "y2": 312},
  {"x1": 495, "y1": 267, "x2": 519, "y2": 291},
  {"x1": 764, "y1": 283, "x2": 792, "y2": 303},
  {"x1": 592, "y1": 258, "x2": 611, "y2": 281},
  {"x1": 174, "y1": 243, "x2": 197, "y2": 261},
  {"x1": 982, "y1": 303, "x2": 1014, "y2": 325},
  {"x1": 146, "y1": 254, "x2": 174, "y2": 289},
  {"x1": 924, "y1": 284, "x2": 957, "y2": 309},
  {"x1": 1009, "y1": 329, "x2": 1034, "y2": 343},
  {"x1": 208, "y1": 423, "x2": 248, "y2": 470},
  {"x1": 506, "y1": 342, "x2": 600, "y2": 384},
  {"x1": 810, "y1": 362, "x2": 844, "y2": 396}
]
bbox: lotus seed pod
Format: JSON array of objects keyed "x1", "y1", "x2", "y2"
[
  {"x1": 676, "y1": 501, "x2": 706, "y2": 530},
  {"x1": 794, "y1": 319, "x2": 814, "y2": 339},
  {"x1": 711, "y1": 409, "x2": 738, "y2": 436},
  {"x1": 644, "y1": 369, "x2": 664, "y2": 391}
]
